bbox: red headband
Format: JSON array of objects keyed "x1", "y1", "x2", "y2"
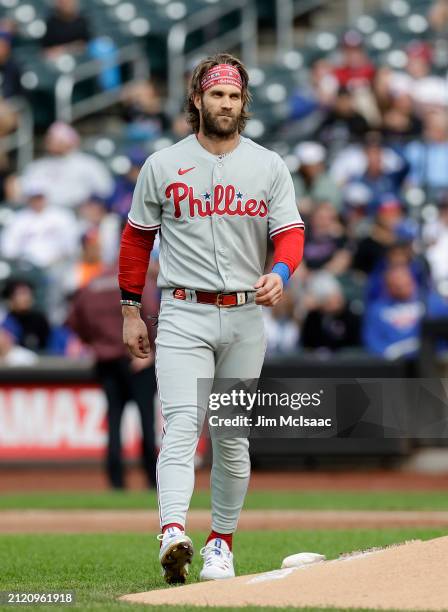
[{"x1": 201, "y1": 64, "x2": 243, "y2": 92}]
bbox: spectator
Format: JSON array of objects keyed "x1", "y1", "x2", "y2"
[
  {"x1": 171, "y1": 112, "x2": 192, "y2": 139},
  {"x1": 1, "y1": 280, "x2": 51, "y2": 352},
  {"x1": 381, "y1": 91, "x2": 422, "y2": 145},
  {"x1": 363, "y1": 265, "x2": 424, "y2": 359},
  {"x1": 292, "y1": 142, "x2": 342, "y2": 213},
  {"x1": 342, "y1": 182, "x2": 371, "y2": 240},
  {"x1": 110, "y1": 149, "x2": 146, "y2": 221},
  {"x1": 66, "y1": 266, "x2": 159, "y2": 489},
  {"x1": 302, "y1": 272, "x2": 361, "y2": 351},
  {"x1": 42, "y1": 0, "x2": 91, "y2": 58},
  {"x1": 333, "y1": 30, "x2": 376, "y2": 89},
  {"x1": 405, "y1": 110, "x2": 448, "y2": 192},
  {"x1": 427, "y1": 282, "x2": 448, "y2": 318},
  {"x1": 349, "y1": 134, "x2": 408, "y2": 215},
  {"x1": 67, "y1": 227, "x2": 105, "y2": 292},
  {"x1": 289, "y1": 58, "x2": 338, "y2": 122},
  {"x1": 0, "y1": 99, "x2": 17, "y2": 138},
  {"x1": 0, "y1": 325, "x2": 38, "y2": 366},
  {"x1": 424, "y1": 282, "x2": 448, "y2": 354},
  {"x1": 377, "y1": 44, "x2": 448, "y2": 112},
  {"x1": 263, "y1": 289, "x2": 300, "y2": 355},
  {"x1": 20, "y1": 122, "x2": 114, "y2": 209},
  {"x1": 353, "y1": 198, "x2": 404, "y2": 275},
  {"x1": 405, "y1": 41, "x2": 448, "y2": 110},
  {"x1": 424, "y1": 192, "x2": 448, "y2": 283},
  {"x1": 121, "y1": 80, "x2": 169, "y2": 141},
  {"x1": 0, "y1": 30, "x2": 22, "y2": 99},
  {"x1": 78, "y1": 193, "x2": 121, "y2": 265},
  {"x1": 303, "y1": 201, "x2": 351, "y2": 275},
  {"x1": 1, "y1": 180, "x2": 78, "y2": 268},
  {"x1": 330, "y1": 133, "x2": 408, "y2": 191},
  {"x1": 366, "y1": 238, "x2": 428, "y2": 302},
  {"x1": 316, "y1": 86, "x2": 370, "y2": 150},
  {"x1": 429, "y1": 0, "x2": 448, "y2": 32}
]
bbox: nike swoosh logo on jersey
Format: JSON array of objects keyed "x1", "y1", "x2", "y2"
[{"x1": 178, "y1": 167, "x2": 195, "y2": 175}]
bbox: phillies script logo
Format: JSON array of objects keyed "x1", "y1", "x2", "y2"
[{"x1": 166, "y1": 182, "x2": 268, "y2": 219}]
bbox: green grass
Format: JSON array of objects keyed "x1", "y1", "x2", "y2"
[
  {"x1": 0, "y1": 528, "x2": 445, "y2": 611},
  {"x1": 2, "y1": 490, "x2": 448, "y2": 511}
]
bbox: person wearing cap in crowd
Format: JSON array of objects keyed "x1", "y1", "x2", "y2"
[
  {"x1": 110, "y1": 148, "x2": 147, "y2": 221},
  {"x1": 316, "y1": 85, "x2": 370, "y2": 150},
  {"x1": 1, "y1": 179, "x2": 79, "y2": 270},
  {"x1": 353, "y1": 196, "x2": 405, "y2": 275},
  {"x1": 20, "y1": 122, "x2": 114, "y2": 209},
  {"x1": 330, "y1": 130, "x2": 409, "y2": 189},
  {"x1": 69, "y1": 227, "x2": 105, "y2": 292},
  {"x1": 405, "y1": 41, "x2": 448, "y2": 110},
  {"x1": 349, "y1": 133, "x2": 409, "y2": 216},
  {"x1": 376, "y1": 42, "x2": 447, "y2": 116},
  {"x1": 293, "y1": 141, "x2": 342, "y2": 213},
  {"x1": 363, "y1": 264, "x2": 424, "y2": 360},
  {"x1": 78, "y1": 192, "x2": 122, "y2": 266},
  {"x1": 301, "y1": 271, "x2": 361, "y2": 352},
  {"x1": 342, "y1": 182, "x2": 371, "y2": 240},
  {"x1": 333, "y1": 30, "x2": 376, "y2": 89},
  {"x1": 365, "y1": 217, "x2": 428, "y2": 302},
  {"x1": 381, "y1": 86, "x2": 423, "y2": 146}
]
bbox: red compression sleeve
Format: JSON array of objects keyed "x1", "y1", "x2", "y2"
[
  {"x1": 118, "y1": 222, "x2": 157, "y2": 301},
  {"x1": 272, "y1": 227, "x2": 305, "y2": 276}
]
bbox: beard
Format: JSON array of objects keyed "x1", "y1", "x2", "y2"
[{"x1": 201, "y1": 104, "x2": 240, "y2": 138}]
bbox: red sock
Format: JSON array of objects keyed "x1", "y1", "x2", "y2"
[
  {"x1": 206, "y1": 530, "x2": 233, "y2": 551},
  {"x1": 162, "y1": 522, "x2": 184, "y2": 534}
]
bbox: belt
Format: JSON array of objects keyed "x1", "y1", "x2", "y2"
[{"x1": 170, "y1": 288, "x2": 250, "y2": 308}]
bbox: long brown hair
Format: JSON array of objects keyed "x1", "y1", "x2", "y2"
[{"x1": 186, "y1": 53, "x2": 252, "y2": 134}]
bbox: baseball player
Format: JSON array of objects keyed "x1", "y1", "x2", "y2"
[{"x1": 118, "y1": 53, "x2": 305, "y2": 584}]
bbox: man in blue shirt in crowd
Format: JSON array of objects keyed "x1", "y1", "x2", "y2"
[{"x1": 363, "y1": 264, "x2": 424, "y2": 360}]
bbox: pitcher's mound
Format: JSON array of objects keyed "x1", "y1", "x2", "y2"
[{"x1": 120, "y1": 536, "x2": 448, "y2": 610}]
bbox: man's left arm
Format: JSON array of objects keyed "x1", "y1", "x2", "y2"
[{"x1": 255, "y1": 154, "x2": 305, "y2": 306}]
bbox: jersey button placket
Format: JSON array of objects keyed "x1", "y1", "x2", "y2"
[
  {"x1": 215, "y1": 158, "x2": 230, "y2": 287},
  {"x1": 211, "y1": 162, "x2": 226, "y2": 287}
]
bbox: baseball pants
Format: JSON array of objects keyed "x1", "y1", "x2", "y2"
[{"x1": 155, "y1": 292, "x2": 266, "y2": 533}]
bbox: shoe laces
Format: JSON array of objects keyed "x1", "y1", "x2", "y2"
[
  {"x1": 200, "y1": 544, "x2": 232, "y2": 568},
  {"x1": 157, "y1": 528, "x2": 184, "y2": 543}
]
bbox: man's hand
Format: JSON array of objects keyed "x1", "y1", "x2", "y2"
[
  {"x1": 122, "y1": 305, "x2": 151, "y2": 359},
  {"x1": 254, "y1": 273, "x2": 283, "y2": 307}
]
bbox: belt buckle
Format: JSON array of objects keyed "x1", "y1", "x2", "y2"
[{"x1": 216, "y1": 293, "x2": 233, "y2": 308}]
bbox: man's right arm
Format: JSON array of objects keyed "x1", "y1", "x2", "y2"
[{"x1": 119, "y1": 222, "x2": 157, "y2": 358}]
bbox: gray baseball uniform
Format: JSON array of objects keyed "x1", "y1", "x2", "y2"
[{"x1": 128, "y1": 134, "x2": 303, "y2": 532}]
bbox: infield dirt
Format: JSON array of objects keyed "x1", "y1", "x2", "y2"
[
  {"x1": 121, "y1": 535, "x2": 448, "y2": 610},
  {"x1": 2, "y1": 509, "x2": 448, "y2": 532}
]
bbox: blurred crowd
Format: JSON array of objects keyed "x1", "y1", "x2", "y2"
[{"x1": 0, "y1": 0, "x2": 447, "y2": 364}]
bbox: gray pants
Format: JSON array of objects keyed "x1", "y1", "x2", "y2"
[{"x1": 155, "y1": 293, "x2": 266, "y2": 533}]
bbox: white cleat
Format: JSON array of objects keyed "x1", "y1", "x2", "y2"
[
  {"x1": 199, "y1": 538, "x2": 235, "y2": 581},
  {"x1": 157, "y1": 527, "x2": 194, "y2": 585}
]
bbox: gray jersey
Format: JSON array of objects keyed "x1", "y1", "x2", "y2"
[{"x1": 128, "y1": 134, "x2": 304, "y2": 292}]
